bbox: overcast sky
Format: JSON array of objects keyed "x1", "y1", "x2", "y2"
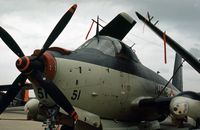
[{"x1": 0, "y1": 0, "x2": 200, "y2": 92}]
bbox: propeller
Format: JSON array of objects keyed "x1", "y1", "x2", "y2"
[
  {"x1": 0, "y1": 4, "x2": 78, "y2": 120},
  {"x1": 0, "y1": 73, "x2": 27, "y2": 114}
]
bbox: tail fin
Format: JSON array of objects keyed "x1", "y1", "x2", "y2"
[{"x1": 172, "y1": 53, "x2": 183, "y2": 91}]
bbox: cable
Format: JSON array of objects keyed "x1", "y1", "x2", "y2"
[{"x1": 157, "y1": 59, "x2": 185, "y2": 98}]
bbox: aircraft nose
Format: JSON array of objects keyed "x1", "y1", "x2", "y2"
[{"x1": 16, "y1": 56, "x2": 31, "y2": 74}]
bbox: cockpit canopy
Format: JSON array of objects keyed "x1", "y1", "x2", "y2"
[{"x1": 77, "y1": 36, "x2": 140, "y2": 63}]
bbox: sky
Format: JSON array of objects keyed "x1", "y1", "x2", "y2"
[{"x1": 0, "y1": 0, "x2": 200, "y2": 92}]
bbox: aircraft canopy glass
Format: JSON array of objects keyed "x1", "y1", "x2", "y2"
[
  {"x1": 78, "y1": 36, "x2": 122, "y2": 57},
  {"x1": 77, "y1": 36, "x2": 140, "y2": 63}
]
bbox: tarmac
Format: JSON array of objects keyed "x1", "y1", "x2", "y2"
[
  {"x1": 0, "y1": 110, "x2": 43, "y2": 130},
  {"x1": 0, "y1": 108, "x2": 191, "y2": 130}
]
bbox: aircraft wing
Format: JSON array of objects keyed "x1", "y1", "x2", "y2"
[
  {"x1": 99, "y1": 12, "x2": 136, "y2": 40},
  {"x1": 138, "y1": 97, "x2": 172, "y2": 113},
  {"x1": 134, "y1": 91, "x2": 200, "y2": 125},
  {"x1": 135, "y1": 12, "x2": 200, "y2": 73},
  {"x1": 131, "y1": 97, "x2": 172, "y2": 121}
]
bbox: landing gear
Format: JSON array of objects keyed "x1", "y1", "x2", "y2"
[
  {"x1": 171, "y1": 117, "x2": 186, "y2": 128},
  {"x1": 42, "y1": 106, "x2": 59, "y2": 130}
]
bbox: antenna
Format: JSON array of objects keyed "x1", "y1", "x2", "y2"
[
  {"x1": 85, "y1": 21, "x2": 94, "y2": 40},
  {"x1": 92, "y1": 19, "x2": 104, "y2": 28},
  {"x1": 85, "y1": 17, "x2": 105, "y2": 40},
  {"x1": 147, "y1": 12, "x2": 151, "y2": 21},
  {"x1": 147, "y1": 12, "x2": 154, "y2": 22},
  {"x1": 154, "y1": 20, "x2": 159, "y2": 25},
  {"x1": 99, "y1": 17, "x2": 106, "y2": 24},
  {"x1": 157, "y1": 59, "x2": 185, "y2": 97},
  {"x1": 147, "y1": 11, "x2": 159, "y2": 25},
  {"x1": 130, "y1": 42, "x2": 136, "y2": 49},
  {"x1": 95, "y1": 16, "x2": 99, "y2": 42}
]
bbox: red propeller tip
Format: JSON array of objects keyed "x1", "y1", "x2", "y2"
[
  {"x1": 69, "y1": 4, "x2": 77, "y2": 13},
  {"x1": 73, "y1": 4, "x2": 77, "y2": 8},
  {"x1": 71, "y1": 111, "x2": 78, "y2": 120}
]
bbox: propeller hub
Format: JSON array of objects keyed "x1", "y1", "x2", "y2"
[{"x1": 16, "y1": 56, "x2": 32, "y2": 74}]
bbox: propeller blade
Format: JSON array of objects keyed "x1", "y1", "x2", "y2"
[
  {"x1": 0, "y1": 85, "x2": 12, "y2": 91},
  {"x1": 38, "y1": 4, "x2": 77, "y2": 57},
  {"x1": 0, "y1": 73, "x2": 27, "y2": 114},
  {"x1": 0, "y1": 83, "x2": 32, "y2": 91},
  {"x1": 31, "y1": 71, "x2": 78, "y2": 120},
  {"x1": 0, "y1": 26, "x2": 24, "y2": 57},
  {"x1": 136, "y1": 12, "x2": 200, "y2": 73}
]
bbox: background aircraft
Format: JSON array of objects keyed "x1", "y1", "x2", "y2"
[{"x1": 0, "y1": 83, "x2": 32, "y2": 106}]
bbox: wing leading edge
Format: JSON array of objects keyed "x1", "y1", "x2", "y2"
[{"x1": 136, "y1": 12, "x2": 200, "y2": 73}]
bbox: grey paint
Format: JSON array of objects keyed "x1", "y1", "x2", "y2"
[
  {"x1": 172, "y1": 53, "x2": 183, "y2": 91},
  {"x1": 33, "y1": 58, "x2": 179, "y2": 121}
]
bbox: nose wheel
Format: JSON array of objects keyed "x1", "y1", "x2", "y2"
[{"x1": 42, "y1": 106, "x2": 59, "y2": 130}]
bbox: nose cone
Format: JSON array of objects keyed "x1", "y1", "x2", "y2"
[
  {"x1": 16, "y1": 58, "x2": 23, "y2": 67},
  {"x1": 16, "y1": 56, "x2": 31, "y2": 73},
  {"x1": 170, "y1": 96, "x2": 189, "y2": 118}
]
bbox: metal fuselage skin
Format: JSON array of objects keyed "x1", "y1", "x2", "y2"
[{"x1": 33, "y1": 36, "x2": 179, "y2": 122}]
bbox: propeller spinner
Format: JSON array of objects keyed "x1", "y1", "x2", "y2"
[{"x1": 0, "y1": 4, "x2": 78, "y2": 121}]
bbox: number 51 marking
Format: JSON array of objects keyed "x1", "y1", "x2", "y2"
[
  {"x1": 37, "y1": 88, "x2": 48, "y2": 99},
  {"x1": 71, "y1": 90, "x2": 81, "y2": 100}
]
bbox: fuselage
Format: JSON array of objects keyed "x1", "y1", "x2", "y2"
[{"x1": 32, "y1": 36, "x2": 179, "y2": 121}]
